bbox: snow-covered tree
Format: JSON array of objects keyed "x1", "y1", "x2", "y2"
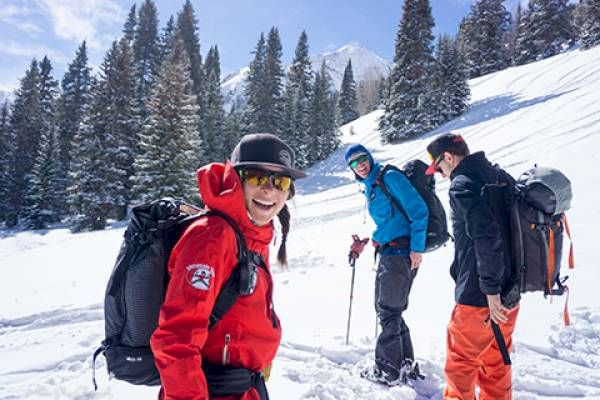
[
  {"x1": 514, "y1": 0, "x2": 575, "y2": 65},
  {"x1": 282, "y1": 31, "x2": 313, "y2": 168},
  {"x1": 56, "y1": 41, "x2": 92, "y2": 216},
  {"x1": 308, "y1": 62, "x2": 339, "y2": 163},
  {"x1": 0, "y1": 101, "x2": 11, "y2": 224},
  {"x1": 579, "y1": 0, "x2": 600, "y2": 49},
  {"x1": 433, "y1": 35, "x2": 471, "y2": 125},
  {"x1": 379, "y1": 0, "x2": 436, "y2": 142},
  {"x1": 131, "y1": 38, "x2": 200, "y2": 204},
  {"x1": 203, "y1": 45, "x2": 226, "y2": 161},
  {"x1": 6, "y1": 60, "x2": 43, "y2": 226},
  {"x1": 336, "y1": 59, "x2": 359, "y2": 126},
  {"x1": 458, "y1": 0, "x2": 510, "y2": 78}
]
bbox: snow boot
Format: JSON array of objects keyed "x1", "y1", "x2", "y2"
[
  {"x1": 360, "y1": 365, "x2": 401, "y2": 386},
  {"x1": 400, "y1": 359, "x2": 425, "y2": 384}
]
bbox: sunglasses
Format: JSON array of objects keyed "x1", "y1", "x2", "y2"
[
  {"x1": 348, "y1": 154, "x2": 369, "y2": 169},
  {"x1": 239, "y1": 168, "x2": 293, "y2": 192},
  {"x1": 433, "y1": 155, "x2": 444, "y2": 174}
]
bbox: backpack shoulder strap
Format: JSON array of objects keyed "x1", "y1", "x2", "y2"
[
  {"x1": 202, "y1": 209, "x2": 254, "y2": 331},
  {"x1": 374, "y1": 164, "x2": 412, "y2": 223}
]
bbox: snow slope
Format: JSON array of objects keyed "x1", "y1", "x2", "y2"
[{"x1": 1, "y1": 46, "x2": 600, "y2": 399}]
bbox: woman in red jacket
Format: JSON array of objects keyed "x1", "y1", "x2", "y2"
[{"x1": 150, "y1": 133, "x2": 306, "y2": 400}]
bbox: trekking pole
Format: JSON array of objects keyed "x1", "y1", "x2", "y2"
[{"x1": 345, "y1": 257, "x2": 357, "y2": 345}]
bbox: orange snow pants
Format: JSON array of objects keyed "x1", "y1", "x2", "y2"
[{"x1": 443, "y1": 304, "x2": 519, "y2": 400}]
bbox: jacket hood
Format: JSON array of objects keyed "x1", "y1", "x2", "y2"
[
  {"x1": 197, "y1": 161, "x2": 274, "y2": 245},
  {"x1": 345, "y1": 144, "x2": 375, "y2": 181}
]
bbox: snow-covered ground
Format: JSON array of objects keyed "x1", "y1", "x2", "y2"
[{"x1": 2, "y1": 45, "x2": 600, "y2": 399}]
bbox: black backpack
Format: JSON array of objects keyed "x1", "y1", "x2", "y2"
[
  {"x1": 481, "y1": 166, "x2": 575, "y2": 310},
  {"x1": 375, "y1": 160, "x2": 450, "y2": 252},
  {"x1": 92, "y1": 198, "x2": 262, "y2": 389}
]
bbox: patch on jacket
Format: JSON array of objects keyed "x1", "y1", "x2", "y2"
[{"x1": 186, "y1": 264, "x2": 213, "y2": 291}]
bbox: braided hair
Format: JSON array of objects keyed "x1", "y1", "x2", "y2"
[{"x1": 276, "y1": 203, "x2": 290, "y2": 267}]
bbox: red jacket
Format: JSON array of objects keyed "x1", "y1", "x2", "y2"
[{"x1": 150, "y1": 162, "x2": 282, "y2": 400}]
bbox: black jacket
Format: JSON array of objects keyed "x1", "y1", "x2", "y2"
[{"x1": 449, "y1": 152, "x2": 514, "y2": 307}]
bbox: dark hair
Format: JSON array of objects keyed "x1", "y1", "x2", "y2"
[
  {"x1": 276, "y1": 204, "x2": 290, "y2": 267},
  {"x1": 444, "y1": 140, "x2": 470, "y2": 157}
]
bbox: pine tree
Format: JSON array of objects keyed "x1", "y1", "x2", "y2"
[
  {"x1": 264, "y1": 27, "x2": 285, "y2": 135},
  {"x1": 56, "y1": 41, "x2": 92, "y2": 217},
  {"x1": 459, "y1": 0, "x2": 510, "y2": 78},
  {"x1": 123, "y1": 5, "x2": 137, "y2": 44},
  {"x1": 158, "y1": 15, "x2": 176, "y2": 65},
  {"x1": 579, "y1": 0, "x2": 600, "y2": 48},
  {"x1": 203, "y1": 45, "x2": 226, "y2": 161},
  {"x1": 308, "y1": 62, "x2": 339, "y2": 163},
  {"x1": 6, "y1": 60, "x2": 43, "y2": 226},
  {"x1": 222, "y1": 105, "x2": 242, "y2": 160},
  {"x1": 0, "y1": 101, "x2": 11, "y2": 224},
  {"x1": 68, "y1": 76, "x2": 113, "y2": 231},
  {"x1": 175, "y1": 0, "x2": 206, "y2": 152},
  {"x1": 22, "y1": 56, "x2": 61, "y2": 228},
  {"x1": 131, "y1": 39, "x2": 200, "y2": 204},
  {"x1": 433, "y1": 36, "x2": 471, "y2": 125},
  {"x1": 282, "y1": 31, "x2": 313, "y2": 168},
  {"x1": 505, "y1": 4, "x2": 522, "y2": 64},
  {"x1": 336, "y1": 59, "x2": 359, "y2": 125},
  {"x1": 379, "y1": 0, "x2": 436, "y2": 142},
  {"x1": 133, "y1": 0, "x2": 161, "y2": 120},
  {"x1": 243, "y1": 33, "x2": 267, "y2": 133},
  {"x1": 514, "y1": 0, "x2": 575, "y2": 65},
  {"x1": 105, "y1": 39, "x2": 140, "y2": 219}
]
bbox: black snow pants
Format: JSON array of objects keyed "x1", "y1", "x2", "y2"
[{"x1": 374, "y1": 254, "x2": 418, "y2": 378}]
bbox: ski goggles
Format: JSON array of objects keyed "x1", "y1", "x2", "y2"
[
  {"x1": 348, "y1": 154, "x2": 369, "y2": 169},
  {"x1": 239, "y1": 168, "x2": 294, "y2": 192}
]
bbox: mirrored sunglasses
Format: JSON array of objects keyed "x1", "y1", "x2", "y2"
[
  {"x1": 239, "y1": 168, "x2": 293, "y2": 192},
  {"x1": 348, "y1": 154, "x2": 369, "y2": 169}
]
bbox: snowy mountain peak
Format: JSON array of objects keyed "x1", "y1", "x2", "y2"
[{"x1": 221, "y1": 43, "x2": 392, "y2": 111}]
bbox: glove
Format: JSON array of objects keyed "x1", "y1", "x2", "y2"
[{"x1": 348, "y1": 234, "x2": 370, "y2": 264}]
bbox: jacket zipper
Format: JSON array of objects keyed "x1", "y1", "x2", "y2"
[{"x1": 222, "y1": 333, "x2": 231, "y2": 365}]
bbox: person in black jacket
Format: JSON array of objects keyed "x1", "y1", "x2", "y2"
[{"x1": 425, "y1": 133, "x2": 519, "y2": 400}]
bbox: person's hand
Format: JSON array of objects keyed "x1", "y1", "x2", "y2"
[
  {"x1": 348, "y1": 234, "x2": 369, "y2": 265},
  {"x1": 486, "y1": 294, "x2": 509, "y2": 324},
  {"x1": 409, "y1": 251, "x2": 423, "y2": 270}
]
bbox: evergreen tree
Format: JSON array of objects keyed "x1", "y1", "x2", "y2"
[
  {"x1": 131, "y1": 39, "x2": 200, "y2": 204},
  {"x1": 308, "y1": 62, "x2": 339, "y2": 163},
  {"x1": 68, "y1": 76, "x2": 113, "y2": 231},
  {"x1": 123, "y1": 5, "x2": 137, "y2": 44},
  {"x1": 203, "y1": 45, "x2": 226, "y2": 161},
  {"x1": 0, "y1": 101, "x2": 11, "y2": 224},
  {"x1": 379, "y1": 0, "x2": 436, "y2": 142},
  {"x1": 133, "y1": 0, "x2": 161, "y2": 120},
  {"x1": 105, "y1": 39, "x2": 140, "y2": 219},
  {"x1": 175, "y1": 0, "x2": 206, "y2": 146},
  {"x1": 459, "y1": 0, "x2": 510, "y2": 78},
  {"x1": 243, "y1": 33, "x2": 267, "y2": 133},
  {"x1": 433, "y1": 35, "x2": 471, "y2": 125},
  {"x1": 514, "y1": 0, "x2": 575, "y2": 65},
  {"x1": 282, "y1": 31, "x2": 313, "y2": 168},
  {"x1": 22, "y1": 56, "x2": 61, "y2": 227},
  {"x1": 336, "y1": 59, "x2": 359, "y2": 125},
  {"x1": 158, "y1": 15, "x2": 176, "y2": 65},
  {"x1": 263, "y1": 27, "x2": 285, "y2": 135},
  {"x1": 579, "y1": 0, "x2": 600, "y2": 48},
  {"x1": 6, "y1": 60, "x2": 43, "y2": 226},
  {"x1": 505, "y1": 4, "x2": 522, "y2": 64},
  {"x1": 222, "y1": 105, "x2": 242, "y2": 160},
  {"x1": 56, "y1": 41, "x2": 92, "y2": 216}
]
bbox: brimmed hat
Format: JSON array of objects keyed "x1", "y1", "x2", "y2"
[
  {"x1": 425, "y1": 133, "x2": 465, "y2": 175},
  {"x1": 230, "y1": 133, "x2": 307, "y2": 179}
]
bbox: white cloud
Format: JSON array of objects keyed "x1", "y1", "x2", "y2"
[
  {"x1": 0, "y1": 40, "x2": 70, "y2": 64},
  {"x1": 35, "y1": 0, "x2": 125, "y2": 49},
  {"x1": 0, "y1": 2, "x2": 43, "y2": 36}
]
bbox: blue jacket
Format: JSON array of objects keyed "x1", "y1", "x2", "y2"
[{"x1": 346, "y1": 145, "x2": 429, "y2": 254}]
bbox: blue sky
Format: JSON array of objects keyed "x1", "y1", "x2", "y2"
[{"x1": 0, "y1": 0, "x2": 523, "y2": 94}]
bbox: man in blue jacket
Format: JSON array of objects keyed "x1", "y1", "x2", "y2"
[{"x1": 345, "y1": 144, "x2": 428, "y2": 385}]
